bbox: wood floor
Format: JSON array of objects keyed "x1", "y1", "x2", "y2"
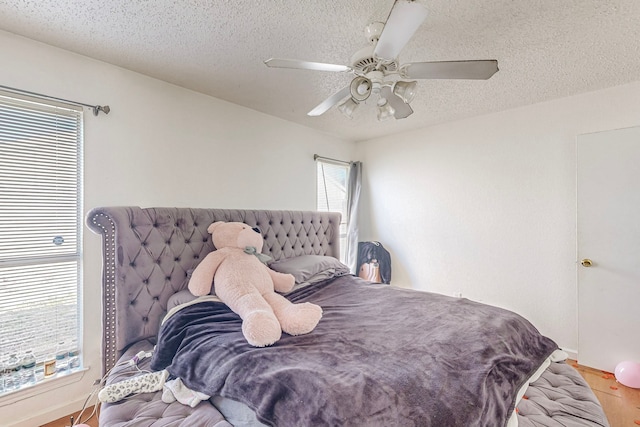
[
  {"x1": 40, "y1": 406, "x2": 99, "y2": 427},
  {"x1": 568, "y1": 360, "x2": 640, "y2": 427},
  {"x1": 40, "y1": 362, "x2": 640, "y2": 427}
]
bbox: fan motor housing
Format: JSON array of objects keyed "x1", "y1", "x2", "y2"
[{"x1": 350, "y1": 45, "x2": 398, "y2": 74}]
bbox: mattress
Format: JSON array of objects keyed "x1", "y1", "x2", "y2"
[{"x1": 99, "y1": 340, "x2": 609, "y2": 427}]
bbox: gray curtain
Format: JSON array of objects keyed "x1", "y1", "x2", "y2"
[{"x1": 345, "y1": 161, "x2": 362, "y2": 273}]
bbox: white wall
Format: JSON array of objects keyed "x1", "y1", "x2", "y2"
[
  {"x1": 0, "y1": 30, "x2": 355, "y2": 426},
  {"x1": 356, "y1": 81, "x2": 640, "y2": 356}
]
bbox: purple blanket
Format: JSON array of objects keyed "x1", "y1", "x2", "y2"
[{"x1": 150, "y1": 276, "x2": 557, "y2": 427}]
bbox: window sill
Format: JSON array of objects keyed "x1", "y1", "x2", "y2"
[{"x1": 0, "y1": 367, "x2": 90, "y2": 407}]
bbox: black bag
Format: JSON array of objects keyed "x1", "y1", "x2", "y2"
[{"x1": 357, "y1": 241, "x2": 391, "y2": 284}]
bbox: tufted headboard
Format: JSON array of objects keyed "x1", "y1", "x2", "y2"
[{"x1": 86, "y1": 206, "x2": 341, "y2": 373}]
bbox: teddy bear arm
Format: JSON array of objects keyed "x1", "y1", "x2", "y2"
[
  {"x1": 187, "y1": 251, "x2": 224, "y2": 296},
  {"x1": 267, "y1": 268, "x2": 295, "y2": 293}
]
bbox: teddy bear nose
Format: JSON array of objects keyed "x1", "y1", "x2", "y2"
[{"x1": 252, "y1": 227, "x2": 261, "y2": 234}]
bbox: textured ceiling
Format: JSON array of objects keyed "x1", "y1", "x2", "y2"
[{"x1": 1, "y1": 0, "x2": 639, "y2": 142}]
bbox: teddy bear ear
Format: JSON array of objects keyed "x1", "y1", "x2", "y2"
[{"x1": 207, "y1": 221, "x2": 225, "y2": 234}]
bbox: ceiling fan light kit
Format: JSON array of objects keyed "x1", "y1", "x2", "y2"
[
  {"x1": 350, "y1": 76, "x2": 373, "y2": 102},
  {"x1": 338, "y1": 97, "x2": 359, "y2": 119},
  {"x1": 376, "y1": 98, "x2": 396, "y2": 121},
  {"x1": 392, "y1": 80, "x2": 418, "y2": 104},
  {"x1": 265, "y1": 0, "x2": 499, "y2": 121}
]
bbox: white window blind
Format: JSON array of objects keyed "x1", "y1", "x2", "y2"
[
  {"x1": 0, "y1": 93, "x2": 82, "y2": 371},
  {"x1": 316, "y1": 159, "x2": 349, "y2": 261}
]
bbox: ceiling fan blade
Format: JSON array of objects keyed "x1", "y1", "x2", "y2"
[
  {"x1": 307, "y1": 86, "x2": 351, "y2": 117},
  {"x1": 403, "y1": 60, "x2": 499, "y2": 80},
  {"x1": 265, "y1": 58, "x2": 351, "y2": 72},
  {"x1": 380, "y1": 86, "x2": 413, "y2": 119},
  {"x1": 374, "y1": 0, "x2": 428, "y2": 60}
]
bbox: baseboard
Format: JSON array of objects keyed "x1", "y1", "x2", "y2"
[
  {"x1": 8, "y1": 397, "x2": 89, "y2": 427},
  {"x1": 561, "y1": 347, "x2": 578, "y2": 361}
]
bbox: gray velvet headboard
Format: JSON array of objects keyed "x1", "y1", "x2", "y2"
[{"x1": 86, "y1": 207, "x2": 341, "y2": 373}]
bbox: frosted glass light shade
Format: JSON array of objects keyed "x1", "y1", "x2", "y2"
[
  {"x1": 376, "y1": 99, "x2": 395, "y2": 121},
  {"x1": 393, "y1": 80, "x2": 417, "y2": 103},
  {"x1": 338, "y1": 98, "x2": 359, "y2": 118},
  {"x1": 350, "y1": 77, "x2": 372, "y2": 102}
]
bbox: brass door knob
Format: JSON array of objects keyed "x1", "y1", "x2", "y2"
[{"x1": 581, "y1": 259, "x2": 593, "y2": 267}]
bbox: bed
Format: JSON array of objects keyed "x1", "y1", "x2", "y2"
[{"x1": 86, "y1": 206, "x2": 609, "y2": 427}]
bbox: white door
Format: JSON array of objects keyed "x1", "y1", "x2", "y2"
[{"x1": 577, "y1": 126, "x2": 640, "y2": 373}]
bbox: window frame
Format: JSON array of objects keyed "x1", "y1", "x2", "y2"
[
  {"x1": 0, "y1": 90, "x2": 83, "y2": 395},
  {"x1": 315, "y1": 158, "x2": 350, "y2": 262}
]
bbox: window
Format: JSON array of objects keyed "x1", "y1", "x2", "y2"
[
  {"x1": 0, "y1": 92, "x2": 82, "y2": 394},
  {"x1": 316, "y1": 158, "x2": 349, "y2": 262}
]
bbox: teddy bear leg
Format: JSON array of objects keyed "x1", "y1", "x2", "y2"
[
  {"x1": 263, "y1": 293, "x2": 323, "y2": 336},
  {"x1": 225, "y1": 293, "x2": 282, "y2": 347},
  {"x1": 242, "y1": 310, "x2": 282, "y2": 347}
]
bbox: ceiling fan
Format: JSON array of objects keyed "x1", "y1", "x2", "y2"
[{"x1": 265, "y1": 0, "x2": 498, "y2": 121}]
